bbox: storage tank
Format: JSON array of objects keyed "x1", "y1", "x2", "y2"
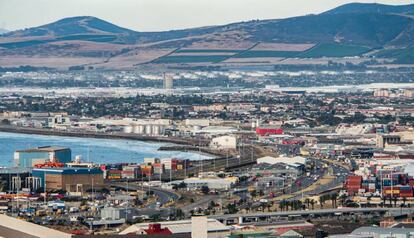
[
  {"x1": 146, "y1": 125, "x2": 153, "y2": 135},
  {"x1": 159, "y1": 125, "x2": 166, "y2": 135},
  {"x1": 138, "y1": 125, "x2": 145, "y2": 134},
  {"x1": 133, "y1": 125, "x2": 141, "y2": 134},
  {"x1": 152, "y1": 125, "x2": 160, "y2": 135},
  {"x1": 123, "y1": 126, "x2": 133, "y2": 133}
]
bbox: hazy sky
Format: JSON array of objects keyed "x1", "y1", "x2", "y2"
[{"x1": 0, "y1": 0, "x2": 413, "y2": 31}]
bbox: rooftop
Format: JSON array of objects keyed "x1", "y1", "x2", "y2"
[
  {"x1": 120, "y1": 219, "x2": 230, "y2": 235},
  {"x1": 16, "y1": 146, "x2": 69, "y2": 153}
]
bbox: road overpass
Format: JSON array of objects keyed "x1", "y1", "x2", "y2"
[{"x1": 209, "y1": 207, "x2": 414, "y2": 224}]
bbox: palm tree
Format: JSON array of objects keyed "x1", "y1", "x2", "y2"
[
  {"x1": 279, "y1": 200, "x2": 286, "y2": 211},
  {"x1": 305, "y1": 198, "x2": 311, "y2": 210},
  {"x1": 381, "y1": 196, "x2": 387, "y2": 208},
  {"x1": 331, "y1": 193, "x2": 338, "y2": 208},
  {"x1": 319, "y1": 196, "x2": 325, "y2": 209},
  {"x1": 402, "y1": 197, "x2": 407, "y2": 207},
  {"x1": 367, "y1": 195, "x2": 372, "y2": 208},
  {"x1": 393, "y1": 196, "x2": 398, "y2": 208},
  {"x1": 310, "y1": 199, "x2": 315, "y2": 210}
]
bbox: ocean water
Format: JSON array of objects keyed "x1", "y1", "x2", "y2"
[{"x1": 0, "y1": 132, "x2": 211, "y2": 166}]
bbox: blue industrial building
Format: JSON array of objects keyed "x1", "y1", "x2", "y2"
[
  {"x1": 14, "y1": 146, "x2": 72, "y2": 168},
  {"x1": 32, "y1": 167, "x2": 104, "y2": 192}
]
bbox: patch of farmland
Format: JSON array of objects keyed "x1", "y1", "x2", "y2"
[
  {"x1": 374, "y1": 47, "x2": 414, "y2": 63},
  {"x1": 152, "y1": 55, "x2": 228, "y2": 63},
  {"x1": 252, "y1": 43, "x2": 315, "y2": 51},
  {"x1": 222, "y1": 57, "x2": 284, "y2": 64},
  {"x1": 234, "y1": 50, "x2": 300, "y2": 58},
  {"x1": 298, "y1": 43, "x2": 371, "y2": 58},
  {"x1": 175, "y1": 49, "x2": 242, "y2": 53},
  {"x1": 172, "y1": 52, "x2": 236, "y2": 56}
]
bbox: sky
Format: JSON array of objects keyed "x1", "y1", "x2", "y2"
[{"x1": 0, "y1": 0, "x2": 413, "y2": 31}]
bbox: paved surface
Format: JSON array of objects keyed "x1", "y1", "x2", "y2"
[
  {"x1": 112, "y1": 182, "x2": 180, "y2": 209},
  {"x1": 209, "y1": 207, "x2": 414, "y2": 220}
]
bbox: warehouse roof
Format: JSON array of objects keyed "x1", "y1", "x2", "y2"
[
  {"x1": 0, "y1": 214, "x2": 72, "y2": 238},
  {"x1": 32, "y1": 167, "x2": 102, "y2": 175},
  {"x1": 120, "y1": 219, "x2": 229, "y2": 235},
  {"x1": 352, "y1": 226, "x2": 414, "y2": 235}
]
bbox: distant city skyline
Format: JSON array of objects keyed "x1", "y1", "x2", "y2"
[{"x1": 0, "y1": 0, "x2": 413, "y2": 32}]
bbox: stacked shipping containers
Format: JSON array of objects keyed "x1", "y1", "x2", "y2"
[
  {"x1": 140, "y1": 165, "x2": 153, "y2": 177},
  {"x1": 122, "y1": 165, "x2": 140, "y2": 179},
  {"x1": 153, "y1": 163, "x2": 164, "y2": 175},
  {"x1": 346, "y1": 175, "x2": 362, "y2": 196},
  {"x1": 107, "y1": 169, "x2": 122, "y2": 180}
]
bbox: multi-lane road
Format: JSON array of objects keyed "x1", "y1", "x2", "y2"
[{"x1": 209, "y1": 207, "x2": 414, "y2": 224}]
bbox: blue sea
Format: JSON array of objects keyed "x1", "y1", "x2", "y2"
[{"x1": 0, "y1": 132, "x2": 211, "y2": 166}]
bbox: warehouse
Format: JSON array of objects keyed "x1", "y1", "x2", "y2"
[
  {"x1": 183, "y1": 177, "x2": 234, "y2": 191},
  {"x1": 210, "y1": 135, "x2": 238, "y2": 149},
  {"x1": 120, "y1": 218, "x2": 230, "y2": 237},
  {"x1": 32, "y1": 167, "x2": 104, "y2": 193},
  {"x1": 14, "y1": 146, "x2": 72, "y2": 168}
]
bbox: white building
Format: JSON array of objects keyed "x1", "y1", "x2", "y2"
[
  {"x1": 183, "y1": 177, "x2": 234, "y2": 190},
  {"x1": 257, "y1": 155, "x2": 307, "y2": 166},
  {"x1": 47, "y1": 115, "x2": 71, "y2": 128},
  {"x1": 194, "y1": 126, "x2": 238, "y2": 136},
  {"x1": 210, "y1": 135, "x2": 237, "y2": 149}
]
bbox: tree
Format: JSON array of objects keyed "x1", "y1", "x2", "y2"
[
  {"x1": 319, "y1": 196, "x2": 325, "y2": 209},
  {"x1": 201, "y1": 186, "x2": 210, "y2": 195},
  {"x1": 402, "y1": 197, "x2": 407, "y2": 207},
  {"x1": 226, "y1": 203, "x2": 238, "y2": 214},
  {"x1": 331, "y1": 193, "x2": 338, "y2": 208},
  {"x1": 175, "y1": 209, "x2": 185, "y2": 219},
  {"x1": 305, "y1": 198, "x2": 311, "y2": 210},
  {"x1": 310, "y1": 199, "x2": 315, "y2": 210},
  {"x1": 279, "y1": 200, "x2": 286, "y2": 211},
  {"x1": 393, "y1": 196, "x2": 398, "y2": 208}
]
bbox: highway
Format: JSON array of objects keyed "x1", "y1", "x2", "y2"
[
  {"x1": 209, "y1": 207, "x2": 414, "y2": 222},
  {"x1": 111, "y1": 182, "x2": 180, "y2": 208},
  {"x1": 286, "y1": 160, "x2": 349, "y2": 201}
]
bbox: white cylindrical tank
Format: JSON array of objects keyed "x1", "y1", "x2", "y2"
[
  {"x1": 152, "y1": 125, "x2": 160, "y2": 135},
  {"x1": 133, "y1": 125, "x2": 141, "y2": 134},
  {"x1": 138, "y1": 125, "x2": 145, "y2": 134},
  {"x1": 160, "y1": 125, "x2": 166, "y2": 135},
  {"x1": 123, "y1": 126, "x2": 133, "y2": 133},
  {"x1": 145, "y1": 125, "x2": 152, "y2": 135}
]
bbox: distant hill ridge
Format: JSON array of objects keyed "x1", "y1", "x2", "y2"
[{"x1": 1, "y1": 2, "x2": 414, "y2": 68}]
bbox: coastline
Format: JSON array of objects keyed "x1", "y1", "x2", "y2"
[
  {"x1": 0, "y1": 126, "x2": 260, "y2": 172},
  {"x1": 0, "y1": 125, "x2": 202, "y2": 145},
  {"x1": 0, "y1": 125, "x2": 218, "y2": 158}
]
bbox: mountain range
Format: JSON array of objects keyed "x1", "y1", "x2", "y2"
[
  {"x1": 1, "y1": 2, "x2": 414, "y2": 70},
  {"x1": 0, "y1": 28, "x2": 8, "y2": 34}
]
